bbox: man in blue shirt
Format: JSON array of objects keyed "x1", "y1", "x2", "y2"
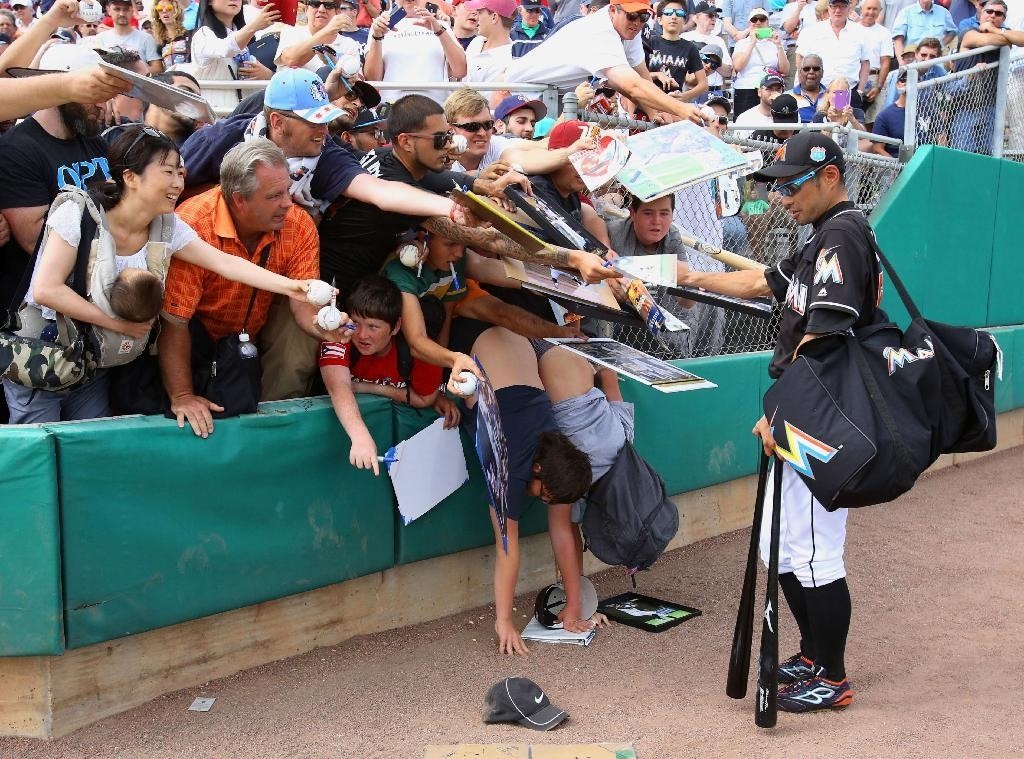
[
  {"x1": 180, "y1": 0, "x2": 199, "y2": 31},
  {"x1": 891, "y1": 0, "x2": 957, "y2": 58},
  {"x1": 870, "y1": 69, "x2": 906, "y2": 156}
]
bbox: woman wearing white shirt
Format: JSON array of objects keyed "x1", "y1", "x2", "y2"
[
  {"x1": 731, "y1": 6, "x2": 789, "y2": 115},
  {"x1": 189, "y1": 0, "x2": 280, "y2": 107}
]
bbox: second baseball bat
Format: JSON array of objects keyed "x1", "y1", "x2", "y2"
[
  {"x1": 726, "y1": 451, "x2": 771, "y2": 699},
  {"x1": 677, "y1": 233, "x2": 767, "y2": 273},
  {"x1": 755, "y1": 461, "x2": 783, "y2": 728}
]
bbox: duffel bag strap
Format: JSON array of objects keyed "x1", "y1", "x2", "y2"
[
  {"x1": 848, "y1": 336, "x2": 916, "y2": 477},
  {"x1": 863, "y1": 225, "x2": 922, "y2": 322}
]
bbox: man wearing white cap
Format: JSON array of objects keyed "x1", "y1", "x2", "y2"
[{"x1": 463, "y1": 0, "x2": 516, "y2": 83}]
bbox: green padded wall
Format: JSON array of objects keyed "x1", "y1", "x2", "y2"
[
  {"x1": 393, "y1": 404, "x2": 547, "y2": 566},
  {"x1": 872, "y1": 147, "x2": 996, "y2": 329},
  {"x1": 52, "y1": 397, "x2": 396, "y2": 649},
  {"x1": 621, "y1": 351, "x2": 771, "y2": 495},
  {"x1": 0, "y1": 427, "x2": 63, "y2": 655},
  {"x1": 987, "y1": 159, "x2": 1024, "y2": 327}
]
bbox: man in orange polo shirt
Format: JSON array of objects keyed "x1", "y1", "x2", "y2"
[{"x1": 159, "y1": 139, "x2": 348, "y2": 438}]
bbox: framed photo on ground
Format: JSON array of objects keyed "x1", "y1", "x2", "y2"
[{"x1": 598, "y1": 593, "x2": 702, "y2": 632}]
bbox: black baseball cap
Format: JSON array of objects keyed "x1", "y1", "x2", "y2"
[
  {"x1": 350, "y1": 108, "x2": 386, "y2": 131},
  {"x1": 693, "y1": 0, "x2": 721, "y2": 13},
  {"x1": 483, "y1": 678, "x2": 568, "y2": 731},
  {"x1": 770, "y1": 93, "x2": 799, "y2": 123},
  {"x1": 755, "y1": 131, "x2": 846, "y2": 180},
  {"x1": 706, "y1": 94, "x2": 732, "y2": 115}
]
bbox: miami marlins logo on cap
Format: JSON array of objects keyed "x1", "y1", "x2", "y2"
[{"x1": 774, "y1": 420, "x2": 839, "y2": 479}]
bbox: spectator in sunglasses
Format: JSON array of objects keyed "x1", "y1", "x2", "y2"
[
  {"x1": 510, "y1": 0, "x2": 553, "y2": 58},
  {"x1": 506, "y1": 0, "x2": 705, "y2": 124},
  {"x1": 93, "y1": 0, "x2": 164, "y2": 74},
  {"x1": 731, "y1": 6, "x2": 789, "y2": 115},
  {"x1": 277, "y1": 0, "x2": 363, "y2": 72},
  {"x1": 644, "y1": 0, "x2": 708, "y2": 102},
  {"x1": 795, "y1": 0, "x2": 868, "y2": 94},
  {"x1": 683, "y1": 3, "x2": 733, "y2": 87},
  {"x1": 151, "y1": 0, "x2": 190, "y2": 67},
  {"x1": 788, "y1": 52, "x2": 824, "y2": 121}
]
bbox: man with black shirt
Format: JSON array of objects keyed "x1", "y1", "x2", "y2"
[
  {"x1": 645, "y1": 0, "x2": 707, "y2": 102},
  {"x1": 0, "y1": 45, "x2": 113, "y2": 268},
  {"x1": 679, "y1": 132, "x2": 885, "y2": 714}
]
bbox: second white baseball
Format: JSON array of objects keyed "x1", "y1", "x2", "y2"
[{"x1": 306, "y1": 280, "x2": 334, "y2": 306}]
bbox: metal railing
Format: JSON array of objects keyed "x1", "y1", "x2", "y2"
[
  {"x1": 196, "y1": 78, "x2": 559, "y2": 118},
  {"x1": 903, "y1": 44, "x2": 1021, "y2": 159},
  {"x1": 561, "y1": 99, "x2": 904, "y2": 360}
]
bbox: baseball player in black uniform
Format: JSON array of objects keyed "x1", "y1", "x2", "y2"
[{"x1": 679, "y1": 131, "x2": 885, "y2": 714}]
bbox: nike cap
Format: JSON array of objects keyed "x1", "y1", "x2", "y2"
[{"x1": 483, "y1": 677, "x2": 568, "y2": 731}]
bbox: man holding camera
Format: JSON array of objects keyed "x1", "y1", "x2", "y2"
[{"x1": 276, "y1": 0, "x2": 364, "y2": 72}]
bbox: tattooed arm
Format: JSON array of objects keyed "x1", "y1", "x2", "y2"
[{"x1": 421, "y1": 216, "x2": 619, "y2": 284}]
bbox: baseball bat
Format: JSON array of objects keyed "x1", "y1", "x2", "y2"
[
  {"x1": 755, "y1": 461, "x2": 783, "y2": 729},
  {"x1": 677, "y1": 233, "x2": 767, "y2": 273},
  {"x1": 726, "y1": 451, "x2": 771, "y2": 700}
]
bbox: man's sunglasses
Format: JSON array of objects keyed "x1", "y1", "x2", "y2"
[
  {"x1": 622, "y1": 9, "x2": 652, "y2": 21},
  {"x1": 712, "y1": 114, "x2": 728, "y2": 125},
  {"x1": 453, "y1": 119, "x2": 494, "y2": 133},
  {"x1": 307, "y1": 1, "x2": 339, "y2": 8},
  {"x1": 750, "y1": 14, "x2": 768, "y2": 22},
  {"x1": 661, "y1": 8, "x2": 687, "y2": 16},
  {"x1": 983, "y1": 7, "x2": 1006, "y2": 15},
  {"x1": 700, "y1": 54, "x2": 721, "y2": 69},
  {"x1": 770, "y1": 164, "x2": 829, "y2": 197},
  {"x1": 406, "y1": 130, "x2": 455, "y2": 149},
  {"x1": 801, "y1": 65, "x2": 822, "y2": 72}
]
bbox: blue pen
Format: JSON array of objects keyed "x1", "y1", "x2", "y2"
[
  {"x1": 377, "y1": 447, "x2": 399, "y2": 466},
  {"x1": 450, "y1": 262, "x2": 461, "y2": 291}
]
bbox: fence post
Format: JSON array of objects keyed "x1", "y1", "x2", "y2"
[
  {"x1": 904, "y1": 66, "x2": 919, "y2": 158},
  {"x1": 562, "y1": 91, "x2": 578, "y2": 120},
  {"x1": 991, "y1": 46, "x2": 1011, "y2": 158},
  {"x1": 542, "y1": 85, "x2": 560, "y2": 119}
]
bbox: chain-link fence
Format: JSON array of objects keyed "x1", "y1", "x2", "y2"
[
  {"x1": 571, "y1": 111, "x2": 903, "y2": 360},
  {"x1": 1003, "y1": 49, "x2": 1024, "y2": 163},
  {"x1": 904, "y1": 44, "x2": 1015, "y2": 158}
]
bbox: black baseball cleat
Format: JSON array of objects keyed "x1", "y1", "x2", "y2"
[
  {"x1": 777, "y1": 652, "x2": 815, "y2": 685},
  {"x1": 777, "y1": 667, "x2": 853, "y2": 713}
]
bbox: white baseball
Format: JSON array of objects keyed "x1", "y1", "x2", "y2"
[
  {"x1": 306, "y1": 280, "x2": 334, "y2": 306},
  {"x1": 316, "y1": 305, "x2": 343, "y2": 331},
  {"x1": 338, "y1": 55, "x2": 361, "y2": 77},
  {"x1": 450, "y1": 133, "x2": 469, "y2": 154},
  {"x1": 453, "y1": 370, "x2": 477, "y2": 396},
  {"x1": 399, "y1": 243, "x2": 421, "y2": 268},
  {"x1": 78, "y1": 0, "x2": 104, "y2": 22}
]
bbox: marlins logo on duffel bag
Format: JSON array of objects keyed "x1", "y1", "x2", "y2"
[
  {"x1": 772, "y1": 420, "x2": 840, "y2": 479},
  {"x1": 883, "y1": 337, "x2": 935, "y2": 375}
]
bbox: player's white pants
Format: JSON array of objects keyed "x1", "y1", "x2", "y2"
[{"x1": 759, "y1": 461, "x2": 847, "y2": 588}]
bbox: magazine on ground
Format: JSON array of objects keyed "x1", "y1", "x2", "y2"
[
  {"x1": 544, "y1": 338, "x2": 716, "y2": 393},
  {"x1": 521, "y1": 616, "x2": 597, "y2": 646}
]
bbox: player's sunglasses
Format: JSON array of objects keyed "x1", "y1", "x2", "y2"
[
  {"x1": 307, "y1": 1, "x2": 339, "y2": 8},
  {"x1": 801, "y1": 65, "x2": 822, "y2": 72},
  {"x1": 770, "y1": 164, "x2": 829, "y2": 197},
  {"x1": 700, "y1": 54, "x2": 721, "y2": 69},
  {"x1": 406, "y1": 130, "x2": 456, "y2": 149},
  {"x1": 661, "y1": 8, "x2": 687, "y2": 16},
  {"x1": 749, "y1": 14, "x2": 768, "y2": 22},
  {"x1": 622, "y1": 9, "x2": 652, "y2": 21},
  {"x1": 453, "y1": 119, "x2": 495, "y2": 133}
]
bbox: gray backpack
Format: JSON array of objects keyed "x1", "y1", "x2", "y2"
[{"x1": 582, "y1": 440, "x2": 679, "y2": 576}]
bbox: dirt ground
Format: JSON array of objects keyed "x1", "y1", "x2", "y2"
[{"x1": 4, "y1": 449, "x2": 1023, "y2": 759}]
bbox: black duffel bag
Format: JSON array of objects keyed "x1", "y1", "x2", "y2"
[{"x1": 763, "y1": 230, "x2": 999, "y2": 511}]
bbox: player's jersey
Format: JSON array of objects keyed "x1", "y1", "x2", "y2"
[{"x1": 764, "y1": 202, "x2": 885, "y2": 379}]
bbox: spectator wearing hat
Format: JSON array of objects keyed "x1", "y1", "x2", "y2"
[
  {"x1": 510, "y1": 0, "x2": 552, "y2": 56},
  {"x1": 505, "y1": 0, "x2": 704, "y2": 124},
  {"x1": 337, "y1": 107, "x2": 389, "y2": 151},
  {"x1": 645, "y1": 0, "x2": 708, "y2": 101},
  {"x1": 463, "y1": 0, "x2": 515, "y2": 82},
  {"x1": 10, "y1": 0, "x2": 35, "y2": 31},
  {"x1": 365, "y1": 0, "x2": 468, "y2": 105},
  {"x1": 93, "y1": 0, "x2": 163, "y2": 73},
  {"x1": 731, "y1": 7, "x2": 789, "y2": 115},
  {"x1": 788, "y1": 51, "x2": 824, "y2": 121},
  {"x1": 495, "y1": 94, "x2": 547, "y2": 138},
  {"x1": 752, "y1": 91, "x2": 799, "y2": 142},
  {"x1": 450, "y1": 0, "x2": 480, "y2": 48},
  {"x1": 858, "y1": 0, "x2": 894, "y2": 118},
  {"x1": 276, "y1": 0, "x2": 363, "y2": 72},
  {"x1": 891, "y1": 0, "x2": 957, "y2": 58},
  {"x1": 795, "y1": 0, "x2": 868, "y2": 93},
  {"x1": 337, "y1": 0, "x2": 372, "y2": 45},
  {"x1": 733, "y1": 70, "x2": 784, "y2": 126},
  {"x1": 691, "y1": 42, "x2": 728, "y2": 100},
  {"x1": 683, "y1": 2, "x2": 733, "y2": 80}
]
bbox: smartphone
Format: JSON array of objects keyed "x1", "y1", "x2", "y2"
[
  {"x1": 832, "y1": 89, "x2": 850, "y2": 110},
  {"x1": 388, "y1": 6, "x2": 407, "y2": 27},
  {"x1": 426, "y1": 2, "x2": 438, "y2": 13},
  {"x1": 755, "y1": 26, "x2": 773, "y2": 39},
  {"x1": 276, "y1": 0, "x2": 298, "y2": 27}
]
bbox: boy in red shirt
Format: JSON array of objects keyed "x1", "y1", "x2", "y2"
[{"x1": 320, "y1": 275, "x2": 444, "y2": 475}]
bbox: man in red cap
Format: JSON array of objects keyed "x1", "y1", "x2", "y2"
[{"x1": 505, "y1": 0, "x2": 704, "y2": 124}]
